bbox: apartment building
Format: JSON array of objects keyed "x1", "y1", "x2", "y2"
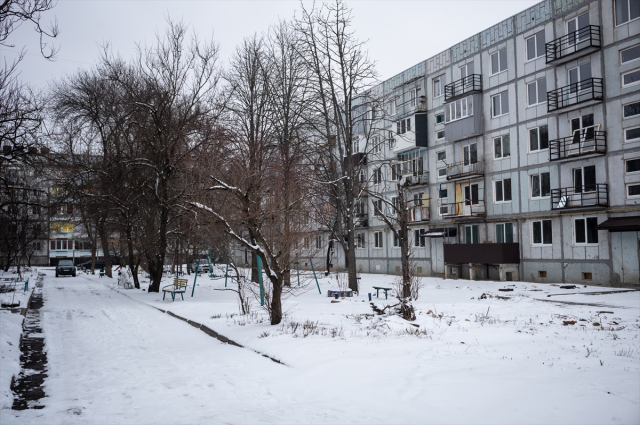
[{"x1": 344, "y1": 0, "x2": 640, "y2": 286}]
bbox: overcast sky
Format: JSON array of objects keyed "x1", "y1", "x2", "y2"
[{"x1": 4, "y1": 0, "x2": 540, "y2": 90}]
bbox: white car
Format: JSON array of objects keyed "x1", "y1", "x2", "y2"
[{"x1": 191, "y1": 259, "x2": 210, "y2": 273}]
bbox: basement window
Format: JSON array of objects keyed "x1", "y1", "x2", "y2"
[
  {"x1": 583, "y1": 272, "x2": 593, "y2": 280},
  {"x1": 538, "y1": 271, "x2": 547, "y2": 278}
]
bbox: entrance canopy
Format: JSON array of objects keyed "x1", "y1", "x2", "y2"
[{"x1": 595, "y1": 216, "x2": 640, "y2": 232}]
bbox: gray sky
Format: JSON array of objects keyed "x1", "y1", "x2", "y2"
[{"x1": 4, "y1": 0, "x2": 540, "y2": 90}]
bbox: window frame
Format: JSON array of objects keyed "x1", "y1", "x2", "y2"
[
  {"x1": 464, "y1": 224, "x2": 479, "y2": 244},
  {"x1": 627, "y1": 183, "x2": 640, "y2": 198},
  {"x1": 436, "y1": 130, "x2": 445, "y2": 140},
  {"x1": 374, "y1": 231, "x2": 384, "y2": 248},
  {"x1": 496, "y1": 222, "x2": 514, "y2": 243},
  {"x1": 444, "y1": 95, "x2": 473, "y2": 123},
  {"x1": 574, "y1": 217, "x2": 599, "y2": 245},
  {"x1": 437, "y1": 167, "x2": 447, "y2": 179},
  {"x1": 531, "y1": 219, "x2": 553, "y2": 246},
  {"x1": 436, "y1": 150, "x2": 446, "y2": 162},
  {"x1": 414, "y1": 229, "x2": 426, "y2": 248},
  {"x1": 525, "y1": 31, "x2": 546, "y2": 62},
  {"x1": 435, "y1": 112, "x2": 445, "y2": 124},
  {"x1": 490, "y1": 48, "x2": 508, "y2": 75},
  {"x1": 625, "y1": 158, "x2": 640, "y2": 174},
  {"x1": 494, "y1": 178, "x2": 513, "y2": 203},
  {"x1": 356, "y1": 233, "x2": 366, "y2": 249},
  {"x1": 623, "y1": 101, "x2": 640, "y2": 119},
  {"x1": 491, "y1": 91, "x2": 509, "y2": 118},
  {"x1": 526, "y1": 78, "x2": 547, "y2": 107},
  {"x1": 622, "y1": 68, "x2": 640, "y2": 88},
  {"x1": 433, "y1": 75, "x2": 444, "y2": 98},
  {"x1": 615, "y1": 0, "x2": 640, "y2": 27},
  {"x1": 493, "y1": 135, "x2": 511, "y2": 160},
  {"x1": 530, "y1": 172, "x2": 551, "y2": 199},
  {"x1": 528, "y1": 125, "x2": 549, "y2": 152},
  {"x1": 621, "y1": 44, "x2": 640, "y2": 65},
  {"x1": 624, "y1": 125, "x2": 640, "y2": 143}
]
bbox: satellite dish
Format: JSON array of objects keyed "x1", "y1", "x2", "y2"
[{"x1": 558, "y1": 195, "x2": 568, "y2": 208}]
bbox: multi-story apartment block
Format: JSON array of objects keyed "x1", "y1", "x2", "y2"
[{"x1": 341, "y1": 0, "x2": 640, "y2": 286}]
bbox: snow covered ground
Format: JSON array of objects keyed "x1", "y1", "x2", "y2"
[{"x1": 1, "y1": 267, "x2": 639, "y2": 424}]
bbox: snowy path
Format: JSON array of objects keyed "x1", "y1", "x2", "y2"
[{"x1": 2, "y1": 272, "x2": 365, "y2": 424}]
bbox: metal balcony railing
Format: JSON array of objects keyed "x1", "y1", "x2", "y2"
[
  {"x1": 549, "y1": 130, "x2": 606, "y2": 161},
  {"x1": 401, "y1": 171, "x2": 428, "y2": 186},
  {"x1": 444, "y1": 74, "x2": 482, "y2": 102},
  {"x1": 446, "y1": 159, "x2": 484, "y2": 181},
  {"x1": 547, "y1": 78, "x2": 603, "y2": 112},
  {"x1": 438, "y1": 200, "x2": 486, "y2": 218},
  {"x1": 546, "y1": 25, "x2": 601, "y2": 64},
  {"x1": 551, "y1": 184, "x2": 608, "y2": 210}
]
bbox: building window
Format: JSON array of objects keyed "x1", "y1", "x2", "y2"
[
  {"x1": 388, "y1": 98, "x2": 396, "y2": 115},
  {"x1": 531, "y1": 172, "x2": 551, "y2": 198},
  {"x1": 414, "y1": 229, "x2": 426, "y2": 247},
  {"x1": 439, "y1": 186, "x2": 448, "y2": 198},
  {"x1": 370, "y1": 135, "x2": 381, "y2": 154},
  {"x1": 527, "y1": 78, "x2": 547, "y2": 106},
  {"x1": 490, "y1": 48, "x2": 508, "y2": 75},
  {"x1": 51, "y1": 222, "x2": 73, "y2": 233},
  {"x1": 356, "y1": 233, "x2": 365, "y2": 248},
  {"x1": 393, "y1": 230, "x2": 402, "y2": 248},
  {"x1": 433, "y1": 75, "x2": 445, "y2": 98},
  {"x1": 575, "y1": 217, "x2": 599, "y2": 245},
  {"x1": 626, "y1": 158, "x2": 640, "y2": 173},
  {"x1": 615, "y1": 0, "x2": 640, "y2": 26},
  {"x1": 435, "y1": 113, "x2": 444, "y2": 124},
  {"x1": 439, "y1": 205, "x2": 450, "y2": 216},
  {"x1": 624, "y1": 101, "x2": 640, "y2": 118},
  {"x1": 437, "y1": 151, "x2": 446, "y2": 161},
  {"x1": 496, "y1": 223, "x2": 514, "y2": 243},
  {"x1": 463, "y1": 143, "x2": 478, "y2": 165},
  {"x1": 444, "y1": 96, "x2": 473, "y2": 123},
  {"x1": 465, "y1": 225, "x2": 479, "y2": 244},
  {"x1": 373, "y1": 168, "x2": 382, "y2": 184},
  {"x1": 491, "y1": 91, "x2": 509, "y2": 117},
  {"x1": 374, "y1": 231, "x2": 383, "y2": 248},
  {"x1": 628, "y1": 183, "x2": 640, "y2": 197},
  {"x1": 495, "y1": 178, "x2": 512, "y2": 203},
  {"x1": 529, "y1": 125, "x2": 549, "y2": 152},
  {"x1": 625, "y1": 126, "x2": 640, "y2": 142},
  {"x1": 532, "y1": 220, "x2": 552, "y2": 245},
  {"x1": 373, "y1": 199, "x2": 383, "y2": 216},
  {"x1": 526, "y1": 31, "x2": 545, "y2": 61},
  {"x1": 622, "y1": 69, "x2": 640, "y2": 88},
  {"x1": 436, "y1": 130, "x2": 445, "y2": 140},
  {"x1": 621, "y1": 44, "x2": 640, "y2": 64},
  {"x1": 494, "y1": 135, "x2": 510, "y2": 159},
  {"x1": 437, "y1": 167, "x2": 447, "y2": 179},
  {"x1": 316, "y1": 235, "x2": 323, "y2": 249},
  {"x1": 51, "y1": 239, "x2": 70, "y2": 250},
  {"x1": 410, "y1": 88, "x2": 421, "y2": 107}
]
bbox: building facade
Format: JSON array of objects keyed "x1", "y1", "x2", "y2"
[{"x1": 346, "y1": 0, "x2": 640, "y2": 286}]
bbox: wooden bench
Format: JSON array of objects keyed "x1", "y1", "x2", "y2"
[
  {"x1": 372, "y1": 286, "x2": 392, "y2": 299},
  {"x1": 162, "y1": 278, "x2": 189, "y2": 301}
]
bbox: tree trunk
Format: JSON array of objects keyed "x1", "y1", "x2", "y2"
[
  {"x1": 270, "y1": 279, "x2": 283, "y2": 325},
  {"x1": 126, "y1": 225, "x2": 140, "y2": 289}
]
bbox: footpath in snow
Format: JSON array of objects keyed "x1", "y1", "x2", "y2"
[{"x1": 1, "y1": 268, "x2": 639, "y2": 424}]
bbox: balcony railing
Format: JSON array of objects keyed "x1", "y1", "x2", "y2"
[
  {"x1": 546, "y1": 25, "x2": 601, "y2": 64},
  {"x1": 401, "y1": 171, "x2": 428, "y2": 186},
  {"x1": 551, "y1": 184, "x2": 608, "y2": 210},
  {"x1": 410, "y1": 206, "x2": 430, "y2": 222},
  {"x1": 439, "y1": 200, "x2": 486, "y2": 218},
  {"x1": 444, "y1": 74, "x2": 482, "y2": 102},
  {"x1": 446, "y1": 159, "x2": 484, "y2": 181},
  {"x1": 355, "y1": 213, "x2": 369, "y2": 228},
  {"x1": 547, "y1": 78, "x2": 603, "y2": 112},
  {"x1": 549, "y1": 130, "x2": 606, "y2": 161}
]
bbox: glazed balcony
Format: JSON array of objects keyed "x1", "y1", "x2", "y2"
[
  {"x1": 444, "y1": 74, "x2": 482, "y2": 102},
  {"x1": 546, "y1": 25, "x2": 601, "y2": 65},
  {"x1": 547, "y1": 78, "x2": 603, "y2": 112},
  {"x1": 549, "y1": 130, "x2": 606, "y2": 161},
  {"x1": 550, "y1": 184, "x2": 608, "y2": 210}
]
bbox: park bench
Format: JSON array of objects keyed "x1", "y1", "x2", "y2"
[
  {"x1": 372, "y1": 286, "x2": 392, "y2": 299},
  {"x1": 162, "y1": 278, "x2": 189, "y2": 301}
]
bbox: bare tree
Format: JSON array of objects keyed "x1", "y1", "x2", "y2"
[{"x1": 0, "y1": 0, "x2": 59, "y2": 59}]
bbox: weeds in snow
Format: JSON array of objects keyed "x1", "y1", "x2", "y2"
[{"x1": 615, "y1": 347, "x2": 636, "y2": 357}]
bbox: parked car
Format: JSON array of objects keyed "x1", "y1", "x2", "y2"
[
  {"x1": 56, "y1": 260, "x2": 76, "y2": 277},
  {"x1": 79, "y1": 260, "x2": 105, "y2": 270},
  {"x1": 191, "y1": 259, "x2": 210, "y2": 273}
]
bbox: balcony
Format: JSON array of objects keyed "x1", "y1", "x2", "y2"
[
  {"x1": 410, "y1": 206, "x2": 430, "y2": 223},
  {"x1": 400, "y1": 171, "x2": 428, "y2": 186},
  {"x1": 444, "y1": 243, "x2": 520, "y2": 264},
  {"x1": 446, "y1": 159, "x2": 484, "y2": 181},
  {"x1": 551, "y1": 184, "x2": 608, "y2": 210},
  {"x1": 355, "y1": 213, "x2": 369, "y2": 228},
  {"x1": 547, "y1": 78, "x2": 603, "y2": 112},
  {"x1": 439, "y1": 200, "x2": 486, "y2": 219},
  {"x1": 549, "y1": 130, "x2": 606, "y2": 161},
  {"x1": 342, "y1": 152, "x2": 367, "y2": 169},
  {"x1": 546, "y1": 25, "x2": 601, "y2": 65},
  {"x1": 444, "y1": 74, "x2": 482, "y2": 102}
]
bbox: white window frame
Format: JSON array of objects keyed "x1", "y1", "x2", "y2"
[
  {"x1": 436, "y1": 151, "x2": 446, "y2": 162},
  {"x1": 388, "y1": 98, "x2": 396, "y2": 116},
  {"x1": 465, "y1": 224, "x2": 479, "y2": 244},
  {"x1": 625, "y1": 158, "x2": 640, "y2": 174},
  {"x1": 525, "y1": 31, "x2": 545, "y2": 62},
  {"x1": 627, "y1": 183, "x2": 640, "y2": 198},
  {"x1": 444, "y1": 96, "x2": 473, "y2": 123},
  {"x1": 433, "y1": 76, "x2": 444, "y2": 98},
  {"x1": 494, "y1": 178, "x2": 512, "y2": 203},
  {"x1": 435, "y1": 112, "x2": 445, "y2": 124},
  {"x1": 356, "y1": 233, "x2": 366, "y2": 249},
  {"x1": 370, "y1": 135, "x2": 381, "y2": 154},
  {"x1": 527, "y1": 78, "x2": 547, "y2": 107},
  {"x1": 374, "y1": 231, "x2": 383, "y2": 248},
  {"x1": 528, "y1": 125, "x2": 549, "y2": 152},
  {"x1": 615, "y1": 0, "x2": 640, "y2": 27},
  {"x1": 531, "y1": 219, "x2": 553, "y2": 246},
  {"x1": 439, "y1": 205, "x2": 450, "y2": 216},
  {"x1": 414, "y1": 229, "x2": 426, "y2": 248},
  {"x1": 490, "y1": 48, "x2": 507, "y2": 75},
  {"x1": 530, "y1": 172, "x2": 551, "y2": 199},
  {"x1": 623, "y1": 101, "x2": 640, "y2": 119},
  {"x1": 436, "y1": 130, "x2": 445, "y2": 140},
  {"x1": 622, "y1": 68, "x2": 640, "y2": 88},
  {"x1": 574, "y1": 217, "x2": 599, "y2": 246},
  {"x1": 496, "y1": 222, "x2": 514, "y2": 243},
  {"x1": 624, "y1": 125, "x2": 640, "y2": 143},
  {"x1": 491, "y1": 91, "x2": 509, "y2": 118},
  {"x1": 373, "y1": 167, "x2": 382, "y2": 184},
  {"x1": 621, "y1": 44, "x2": 640, "y2": 65},
  {"x1": 410, "y1": 87, "x2": 421, "y2": 107},
  {"x1": 437, "y1": 167, "x2": 447, "y2": 179},
  {"x1": 493, "y1": 135, "x2": 510, "y2": 160},
  {"x1": 373, "y1": 199, "x2": 383, "y2": 216}
]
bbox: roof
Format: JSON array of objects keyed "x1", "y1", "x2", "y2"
[{"x1": 595, "y1": 216, "x2": 640, "y2": 232}]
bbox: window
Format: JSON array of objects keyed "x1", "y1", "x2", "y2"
[
  {"x1": 571, "y1": 114, "x2": 596, "y2": 144},
  {"x1": 437, "y1": 151, "x2": 446, "y2": 161},
  {"x1": 316, "y1": 235, "x2": 323, "y2": 249},
  {"x1": 573, "y1": 165, "x2": 596, "y2": 193},
  {"x1": 624, "y1": 101, "x2": 640, "y2": 118},
  {"x1": 463, "y1": 143, "x2": 478, "y2": 165},
  {"x1": 491, "y1": 91, "x2": 509, "y2": 117},
  {"x1": 444, "y1": 96, "x2": 473, "y2": 123},
  {"x1": 628, "y1": 183, "x2": 640, "y2": 197},
  {"x1": 494, "y1": 135, "x2": 510, "y2": 159},
  {"x1": 396, "y1": 118, "x2": 411, "y2": 134},
  {"x1": 495, "y1": 178, "x2": 512, "y2": 203},
  {"x1": 437, "y1": 167, "x2": 447, "y2": 179},
  {"x1": 32, "y1": 242, "x2": 41, "y2": 251},
  {"x1": 391, "y1": 164, "x2": 402, "y2": 181},
  {"x1": 393, "y1": 230, "x2": 402, "y2": 248},
  {"x1": 621, "y1": 45, "x2": 640, "y2": 64},
  {"x1": 51, "y1": 222, "x2": 73, "y2": 233},
  {"x1": 532, "y1": 220, "x2": 552, "y2": 245},
  {"x1": 625, "y1": 126, "x2": 640, "y2": 142},
  {"x1": 575, "y1": 217, "x2": 599, "y2": 244},
  {"x1": 433, "y1": 75, "x2": 445, "y2": 98},
  {"x1": 414, "y1": 229, "x2": 426, "y2": 247},
  {"x1": 622, "y1": 69, "x2": 640, "y2": 88},
  {"x1": 626, "y1": 158, "x2": 640, "y2": 173},
  {"x1": 439, "y1": 205, "x2": 450, "y2": 216},
  {"x1": 531, "y1": 172, "x2": 551, "y2": 198},
  {"x1": 490, "y1": 48, "x2": 508, "y2": 74},
  {"x1": 388, "y1": 98, "x2": 396, "y2": 115},
  {"x1": 435, "y1": 113, "x2": 444, "y2": 124},
  {"x1": 460, "y1": 63, "x2": 474, "y2": 79},
  {"x1": 436, "y1": 130, "x2": 445, "y2": 140},
  {"x1": 373, "y1": 199, "x2": 383, "y2": 216},
  {"x1": 374, "y1": 231, "x2": 383, "y2": 248},
  {"x1": 529, "y1": 125, "x2": 549, "y2": 152},
  {"x1": 527, "y1": 78, "x2": 547, "y2": 106},
  {"x1": 304, "y1": 236, "x2": 309, "y2": 249},
  {"x1": 567, "y1": 13, "x2": 589, "y2": 45},
  {"x1": 496, "y1": 223, "x2": 514, "y2": 243},
  {"x1": 410, "y1": 88, "x2": 421, "y2": 107},
  {"x1": 439, "y1": 187, "x2": 448, "y2": 198},
  {"x1": 568, "y1": 63, "x2": 592, "y2": 92},
  {"x1": 465, "y1": 225, "x2": 479, "y2": 244},
  {"x1": 371, "y1": 135, "x2": 381, "y2": 154},
  {"x1": 352, "y1": 138, "x2": 360, "y2": 153},
  {"x1": 615, "y1": 0, "x2": 640, "y2": 26},
  {"x1": 356, "y1": 233, "x2": 365, "y2": 248},
  {"x1": 526, "y1": 31, "x2": 546, "y2": 61},
  {"x1": 373, "y1": 168, "x2": 382, "y2": 184}
]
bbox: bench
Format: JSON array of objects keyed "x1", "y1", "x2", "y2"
[
  {"x1": 372, "y1": 286, "x2": 392, "y2": 299},
  {"x1": 162, "y1": 278, "x2": 189, "y2": 301}
]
